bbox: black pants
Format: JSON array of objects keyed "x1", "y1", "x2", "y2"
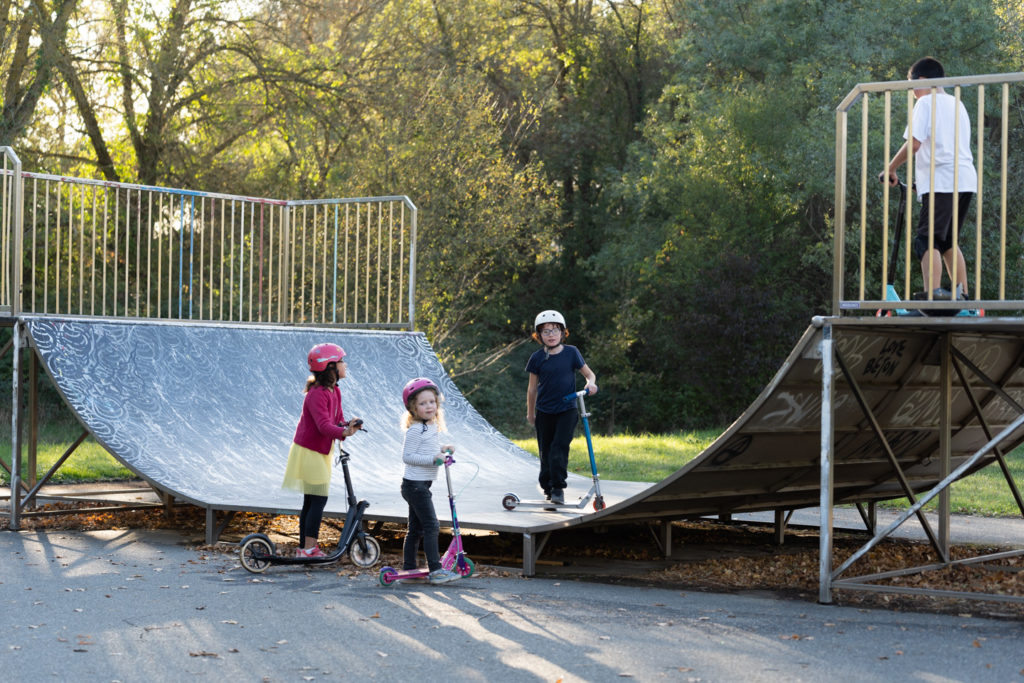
[
  {"x1": 913, "y1": 191, "x2": 973, "y2": 259},
  {"x1": 299, "y1": 494, "x2": 328, "y2": 540},
  {"x1": 401, "y1": 479, "x2": 441, "y2": 572},
  {"x1": 535, "y1": 408, "x2": 578, "y2": 495}
]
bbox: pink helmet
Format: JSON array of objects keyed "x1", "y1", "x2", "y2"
[
  {"x1": 307, "y1": 343, "x2": 346, "y2": 372},
  {"x1": 402, "y1": 377, "x2": 438, "y2": 406}
]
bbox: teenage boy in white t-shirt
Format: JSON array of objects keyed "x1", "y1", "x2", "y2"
[{"x1": 880, "y1": 56, "x2": 977, "y2": 299}]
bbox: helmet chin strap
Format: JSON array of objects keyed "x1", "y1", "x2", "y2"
[{"x1": 543, "y1": 338, "x2": 562, "y2": 358}]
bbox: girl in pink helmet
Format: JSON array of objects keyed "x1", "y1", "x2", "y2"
[
  {"x1": 281, "y1": 343, "x2": 363, "y2": 557},
  {"x1": 397, "y1": 377, "x2": 460, "y2": 584},
  {"x1": 526, "y1": 310, "x2": 598, "y2": 505}
]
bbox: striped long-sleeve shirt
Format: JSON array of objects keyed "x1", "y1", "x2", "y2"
[{"x1": 402, "y1": 421, "x2": 443, "y2": 481}]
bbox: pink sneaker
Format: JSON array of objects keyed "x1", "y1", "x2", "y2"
[{"x1": 298, "y1": 546, "x2": 327, "y2": 558}]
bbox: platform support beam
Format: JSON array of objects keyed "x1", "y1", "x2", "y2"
[
  {"x1": 818, "y1": 323, "x2": 835, "y2": 604},
  {"x1": 660, "y1": 521, "x2": 672, "y2": 557},
  {"x1": 10, "y1": 321, "x2": 23, "y2": 530},
  {"x1": 522, "y1": 532, "x2": 536, "y2": 576},
  {"x1": 938, "y1": 333, "x2": 952, "y2": 555},
  {"x1": 774, "y1": 509, "x2": 788, "y2": 545}
]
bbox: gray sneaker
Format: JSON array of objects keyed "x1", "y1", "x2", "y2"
[
  {"x1": 428, "y1": 569, "x2": 461, "y2": 584},
  {"x1": 550, "y1": 489, "x2": 564, "y2": 505}
]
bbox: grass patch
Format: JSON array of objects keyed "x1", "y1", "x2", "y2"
[
  {"x1": 512, "y1": 430, "x2": 721, "y2": 483},
  {"x1": 0, "y1": 423, "x2": 134, "y2": 484}
]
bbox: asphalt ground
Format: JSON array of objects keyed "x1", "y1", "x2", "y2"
[{"x1": 2, "y1": 526, "x2": 1023, "y2": 683}]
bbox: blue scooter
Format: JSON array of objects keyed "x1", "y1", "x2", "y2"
[{"x1": 502, "y1": 389, "x2": 606, "y2": 512}]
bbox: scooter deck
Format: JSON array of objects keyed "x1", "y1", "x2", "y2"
[
  {"x1": 378, "y1": 552, "x2": 474, "y2": 585},
  {"x1": 501, "y1": 486, "x2": 605, "y2": 512},
  {"x1": 262, "y1": 549, "x2": 347, "y2": 565},
  {"x1": 510, "y1": 497, "x2": 593, "y2": 510}
]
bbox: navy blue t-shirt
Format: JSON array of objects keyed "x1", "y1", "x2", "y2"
[{"x1": 526, "y1": 345, "x2": 585, "y2": 415}]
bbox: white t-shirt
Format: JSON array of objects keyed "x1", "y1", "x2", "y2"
[
  {"x1": 401, "y1": 421, "x2": 442, "y2": 481},
  {"x1": 905, "y1": 90, "x2": 977, "y2": 198}
]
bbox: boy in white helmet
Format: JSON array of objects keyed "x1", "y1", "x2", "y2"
[{"x1": 525, "y1": 310, "x2": 598, "y2": 505}]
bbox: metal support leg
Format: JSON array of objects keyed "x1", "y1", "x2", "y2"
[
  {"x1": 522, "y1": 533, "x2": 536, "y2": 576},
  {"x1": 161, "y1": 491, "x2": 174, "y2": 517},
  {"x1": 206, "y1": 508, "x2": 216, "y2": 546},
  {"x1": 938, "y1": 333, "x2": 951, "y2": 556},
  {"x1": 774, "y1": 509, "x2": 786, "y2": 545},
  {"x1": 855, "y1": 501, "x2": 877, "y2": 535},
  {"x1": 10, "y1": 321, "x2": 23, "y2": 530},
  {"x1": 661, "y1": 522, "x2": 672, "y2": 557},
  {"x1": 819, "y1": 323, "x2": 835, "y2": 604}
]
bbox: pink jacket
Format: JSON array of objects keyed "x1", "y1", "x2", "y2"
[{"x1": 293, "y1": 385, "x2": 349, "y2": 454}]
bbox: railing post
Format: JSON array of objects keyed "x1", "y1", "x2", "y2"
[
  {"x1": 833, "y1": 109, "x2": 847, "y2": 317},
  {"x1": 407, "y1": 200, "x2": 417, "y2": 331},
  {"x1": 1, "y1": 147, "x2": 23, "y2": 314}
]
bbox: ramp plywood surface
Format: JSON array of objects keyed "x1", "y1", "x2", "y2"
[{"x1": 25, "y1": 317, "x2": 646, "y2": 533}]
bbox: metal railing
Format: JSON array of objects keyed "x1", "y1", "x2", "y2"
[
  {"x1": 1, "y1": 148, "x2": 23, "y2": 314},
  {"x1": 0, "y1": 149, "x2": 416, "y2": 328},
  {"x1": 833, "y1": 72, "x2": 1024, "y2": 316}
]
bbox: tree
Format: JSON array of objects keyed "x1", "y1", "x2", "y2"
[{"x1": 0, "y1": 0, "x2": 78, "y2": 146}]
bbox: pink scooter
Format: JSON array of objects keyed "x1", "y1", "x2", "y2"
[{"x1": 378, "y1": 453, "x2": 475, "y2": 586}]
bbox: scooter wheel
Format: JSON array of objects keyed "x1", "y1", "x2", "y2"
[
  {"x1": 456, "y1": 556, "x2": 476, "y2": 578},
  {"x1": 349, "y1": 535, "x2": 381, "y2": 568},
  {"x1": 239, "y1": 533, "x2": 275, "y2": 574},
  {"x1": 592, "y1": 496, "x2": 606, "y2": 511},
  {"x1": 379, "y1": 567, "x2": 399, "y2": 586},
  {"x1": 501, "y1": 493, "x2": 520, "y2": 510}
]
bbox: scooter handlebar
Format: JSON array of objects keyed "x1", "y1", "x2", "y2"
[
  {"x1": 339, "y1": 418, "x2": 366, "y2": 433},
  {"x1": 563, "y1": 388, "x2": 590, "y2": 402}
]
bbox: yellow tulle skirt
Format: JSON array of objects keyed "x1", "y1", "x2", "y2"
[{"x1": 281, "y1": 443, "x2": 332, "y2": 497}]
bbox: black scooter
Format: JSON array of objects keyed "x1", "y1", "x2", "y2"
[{"x1": 239, "y1": 421, "x2": 381, "y2": 573}]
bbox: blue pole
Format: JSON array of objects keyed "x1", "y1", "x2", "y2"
[
  {"x1": 177, "y1": 196, "x2": 184, "y2": 318},
  {"x1": 239, "y1": 202, "x2": 246, "y2": 321},
  {"x1": 332, "y1": 205, "x2": 339, "y2": 323},
  {"x1": 188, "y1": 196, "x2": 195, "y2": 319}
]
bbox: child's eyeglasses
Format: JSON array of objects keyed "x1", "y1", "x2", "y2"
[{"x1": 540, "y1": 328, "x2": 561, "y2": 335}]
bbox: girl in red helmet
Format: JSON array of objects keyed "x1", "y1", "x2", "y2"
[
  {"x1": 397, "y1": 377, "x2": 460, "y2": 584},
  {"x1": 526, "y1": 310, "x2": 598, "y2": 505},
  {"x1": 281, "y1": 343, "x2": 362, "y2": 557}
]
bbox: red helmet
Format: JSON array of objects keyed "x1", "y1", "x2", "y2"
[
  {"x1": 307, "y1": 343, "x2": 346, "y2": 372},
  {"x1": 403, "y1": 377, "x2": 438, "y2": 406}
]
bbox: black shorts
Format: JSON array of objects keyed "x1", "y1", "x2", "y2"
[{"x1": 913, "y1": 192, "x2": 973, "y2": 259}]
